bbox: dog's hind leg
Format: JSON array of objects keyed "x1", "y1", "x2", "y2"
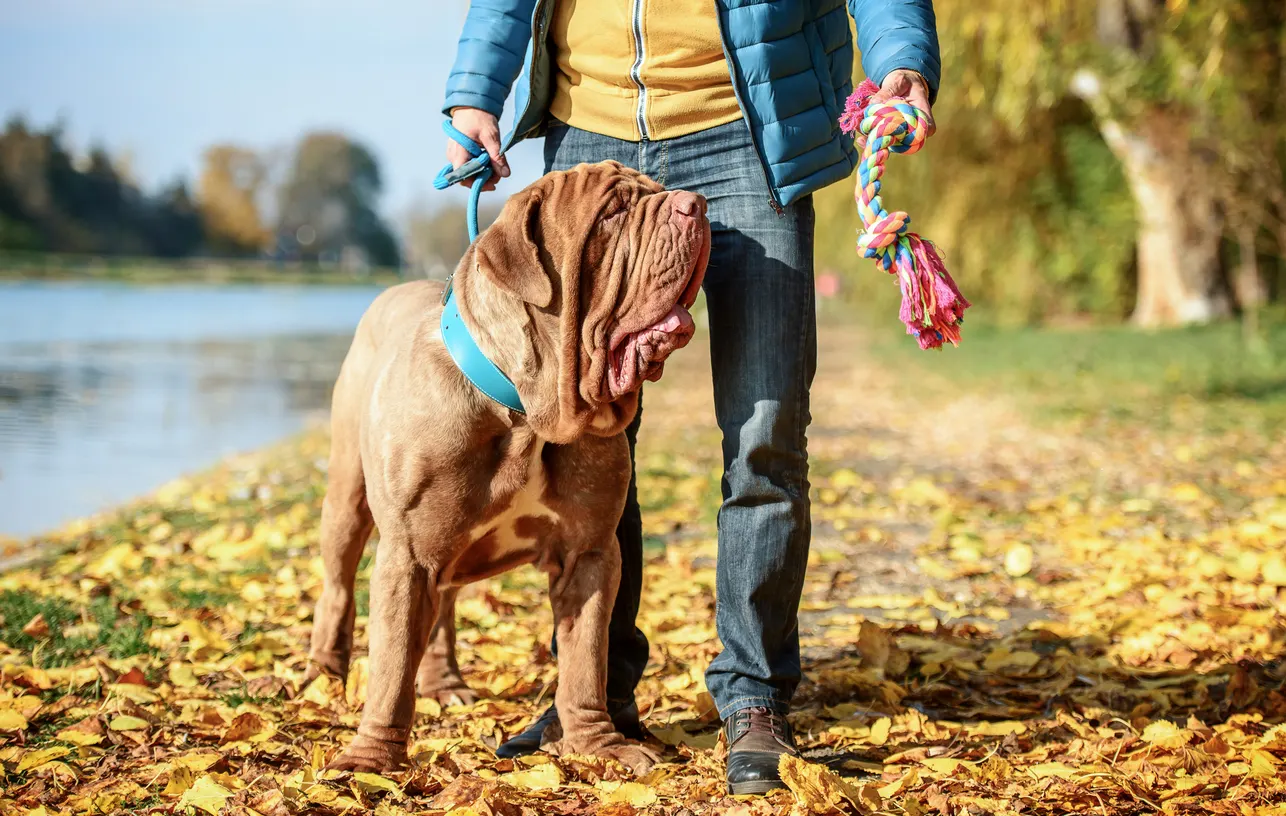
[
  {"x1": 415, "y1": 586, "x2": 478, "y2": 705},
  {"x1": 307, "y1": 404, "x2": 374, "y2": 681},
  {"x1": 328, "y1": 536, "x2": 437, "y2": 772}
]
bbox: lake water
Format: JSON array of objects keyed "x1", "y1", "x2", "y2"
[{"x1": 0, "y1": 280, "x2": 387, "y2": 538}]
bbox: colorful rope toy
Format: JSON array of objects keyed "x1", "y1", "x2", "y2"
[{"x1": 840, "y1": 79, "x2": 970, "y2": 350}]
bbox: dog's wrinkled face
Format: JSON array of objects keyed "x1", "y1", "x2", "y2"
[
  {"x1": 579, "y1": 167, "x2": 709, "y2": 400},
  {"x1": 472, "y1": 161, "x2": 710, "y2": 419}
]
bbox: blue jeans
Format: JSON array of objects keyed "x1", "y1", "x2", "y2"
[{"x1": 544, "y1": 118, "x2": 816, "y2": 719}]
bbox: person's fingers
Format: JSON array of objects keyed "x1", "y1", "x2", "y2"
[
  {"x1": 907, "y1": 89, "x2": 936, "y2": 136},
  {"x1": 479, "y1": 130, "x2": 510, "y2": 179},
  {"x1": 447, "y1": 141, "x2": 471, "y2": 171}
]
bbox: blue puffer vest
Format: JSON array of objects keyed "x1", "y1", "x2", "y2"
[{"x1": 441, "y1": 0, "x2": 940, "y2": 208}]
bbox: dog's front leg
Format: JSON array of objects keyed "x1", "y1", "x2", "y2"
[
  {"x1": 541, "y1": 542, "x2": 659, "y2": 775},
  {"x1": 327, "y1": 538, "x2": 436, "y2": 772}
]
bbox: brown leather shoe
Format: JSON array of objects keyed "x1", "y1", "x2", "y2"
[{"x1": 724, "y1": 706, "x2": 800, "y2": 795}]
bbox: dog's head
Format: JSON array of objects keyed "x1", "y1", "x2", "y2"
[{"x1": 462, "y1": 161, "x2": 709, "y2": 441}]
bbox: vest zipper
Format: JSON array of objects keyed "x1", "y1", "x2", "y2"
[
  {"x1": 629, "y1": 0, "x2": 650, "y2": 140},
  {"x1": 712, "y1": 1, "x2": 784, "y2": 214}
]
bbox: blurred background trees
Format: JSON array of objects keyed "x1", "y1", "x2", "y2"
[
  {"x1": 0, "y1": 118, "x2": 204, "y2": 257},
  {"x1": 274, "y1": 132, "x2": 400, "y2": 269},
  {"x1": 0, "y1": 121, "x2": 403, "y2": 269},
  {"x1": 815, "y1": 0, "x2": 1286, "y2": 327},
  {"x1": 197, "y1": 144, "x2": 269, "y2": 256}
]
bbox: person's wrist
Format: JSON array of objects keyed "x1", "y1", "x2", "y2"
[{"x1": 889, "y1": 68, "x2": 929, "y2": 91}]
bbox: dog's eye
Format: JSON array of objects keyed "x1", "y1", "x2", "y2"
[{"x1": 599, "y1": 204, "x2": 627, "y2": 226}]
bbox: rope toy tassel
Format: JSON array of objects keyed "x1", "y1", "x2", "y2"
[{"x1": 840, "y1": 79, "x2": 970, "y2": 350}]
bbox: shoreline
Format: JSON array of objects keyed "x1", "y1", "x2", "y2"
[
  {"x1": 0, "y1": 424, "x2": 329, "y2": 575},
  {"x1": 0, "y1": 268, "x2": 407, "y2": 288}
]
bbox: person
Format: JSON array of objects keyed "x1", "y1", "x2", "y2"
[{"x1": 440, "y1": 0, "x2": 940, "y2": 795}]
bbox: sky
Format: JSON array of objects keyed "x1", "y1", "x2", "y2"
[{"x1": 0, "y1": 0, "x2": 547, "y2": 221}]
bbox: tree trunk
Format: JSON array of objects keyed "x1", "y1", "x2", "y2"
[
  {"x1": 1095, "y1": 115, "x2": 1229, "y2": 327},
  {"x1": 1233, "y1": 223, "x2": 1265, "y2": 311}
]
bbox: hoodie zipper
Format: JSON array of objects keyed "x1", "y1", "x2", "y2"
[
  {"x1": 712, "y1": 1, "x2": 784, "y2": 214},
  {"x1": 629, "y1": 0, "x2": 651, "y2": 140}
]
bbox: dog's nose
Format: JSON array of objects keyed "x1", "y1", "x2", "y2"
[{"x1": 671, "y1": 191, "x2": 706, "y2": 218}]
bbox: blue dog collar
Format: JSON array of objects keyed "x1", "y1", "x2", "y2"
[
  {"x1": 440, "y1": 284, "x2": 525, "y2": 414},
  {"x1": 434, "y1": 120, "x2": 523, "y2": 414}
]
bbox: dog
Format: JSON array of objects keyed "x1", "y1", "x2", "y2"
[{"x1": 307, "y1": 161, "x2": 710, "y2": 774}]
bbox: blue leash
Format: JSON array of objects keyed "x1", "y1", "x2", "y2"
[
  {"x1": 432, "y1": 121, "x2": 493, "y2": 241},
  {"x1": 433, "y1": 121, "x2": 525, "y2": 414}
]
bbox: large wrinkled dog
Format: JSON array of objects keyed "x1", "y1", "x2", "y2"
[{"x1": 308, "y1": 162, "x2": 710, "y2": 774}]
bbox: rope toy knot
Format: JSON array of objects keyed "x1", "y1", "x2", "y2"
[{"x1": 839, "y1": 79, "x2": 970, "y2": 350}]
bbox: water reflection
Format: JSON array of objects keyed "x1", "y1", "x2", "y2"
[{"x1": 0, "y1": 282, "x2": 384, "y2": 537}]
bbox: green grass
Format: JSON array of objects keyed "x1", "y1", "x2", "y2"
[
  {"x1": 0, "y1": 590, "x2": 157, "y2": 667},
  {"x1": 0, "y1": 252, "x2": 404, "y2": 287},
  {"x1": 220, "y1": 684, "x2": 282, "y2": 708},
  {"x1": 866, "y1": 310, "x2": 1286, "y2": 432},
  {"x1": 167, "y1": 581, "x2": 239, "y2": 610}
]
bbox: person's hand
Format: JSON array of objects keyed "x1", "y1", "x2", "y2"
[
  {"x1": 447, "y1": 107, "x2": 511, "y2": 192},
  {"x1": 869, "y1": 69, "x2": 936, "y2": 137}
]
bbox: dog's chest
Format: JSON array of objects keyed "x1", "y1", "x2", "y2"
[{"x1": 453, "y1": 440, "x2": 560, "y2": 583}]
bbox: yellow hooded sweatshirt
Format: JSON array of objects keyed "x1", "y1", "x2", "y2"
[{"x1": 548, "y1": 0, "x2": 744, "y2": 142}]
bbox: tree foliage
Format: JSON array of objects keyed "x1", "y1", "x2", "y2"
[
  {"x1": 818, "y1": 0, "x2": 1286, "y2": 324},
  {"x1": 274, "y1": 132, "x2": 400, "y2": 268},
  {"x1": 0, "y1": 118, "x2": 204, "y2": 258},
  {"x1": 197, "y1": 145, "x2": 269, "y2": 256}
]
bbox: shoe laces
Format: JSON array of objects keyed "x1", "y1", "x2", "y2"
[{"x1": 735, "y1": 706, "x2": 791, "y2": 739}]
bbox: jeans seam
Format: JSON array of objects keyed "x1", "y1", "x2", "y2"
[{"x1": 790, "y1": 201, "x2": 814, "y2": 501}]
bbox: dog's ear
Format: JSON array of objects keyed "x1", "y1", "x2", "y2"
[{"x1": 473, "y1": 189, "x2": 553, "y2": 309}]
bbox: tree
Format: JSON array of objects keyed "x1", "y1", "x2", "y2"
[
  {"x1": 198, "y1": 145, "x2": 269, "y2": 255},
  {"x1": 920, "y1": 0, "x2": 1286, "y2": 326},
  {"x1": 0, "y1": 117, "x2": 203, "y2": 257},
  {"x1": 275, "y1": 132, "x2": 400, "y2": 268},
  {"x1": 142, "y1": 181, "x2": 204, "y2": 258},
  {"x1": 402, "y1": 199, "x2": 502, "y2": 279}
]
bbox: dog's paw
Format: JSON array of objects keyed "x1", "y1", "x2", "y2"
[
  {"x1": 420, "y1": 682, "x2": 479, "y2": 707},
  {"x1": 545, "y1": 737, "x2": 660, "y2": 776},
  {"x1": 306, "y1": 649, "x2": 350, "y2": 683},
  {"x1": 325, "y1": 735, "x2": 408, "y2": 773},
  {"x1": 416, "y1": 670, "x2": 478, "y2": 706}
]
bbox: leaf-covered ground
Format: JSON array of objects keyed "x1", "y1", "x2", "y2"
[{"x1": 2, "y1": 320, "x2": 1286, "y2": 816}]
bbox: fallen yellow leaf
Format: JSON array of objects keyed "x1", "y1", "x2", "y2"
[
  {"x1": 500, "y1": 763, "x2": 564, "y2": 791},
  {"x1": 597, "y1": 781, "x2": 659, "y2": 806},
  {"x1": 869, "y1": 717, "x2": 892, "y2": 746},
  {"x1": 17, "y1": 746, "x2": 71, "y2": 773},
  {"x1": 177, "y1": 775, "x2": 234, "y2": 815},
  {"x1": 108, "y1": 715, "x2": 150, "y2": 731},
  {"x1": 0, "y1": 709, "x2": 29, "y2": 732},
  {"x1": 1004, "y1": 542, "x2": 1034, "y2": 577},
  {"x1": 352, "y1": 772, "x2": 405, "y2": 799}
]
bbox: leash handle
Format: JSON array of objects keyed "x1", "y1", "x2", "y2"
[{"x1": 433, "y1": 120, "x2": 495, "y2": 242}]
